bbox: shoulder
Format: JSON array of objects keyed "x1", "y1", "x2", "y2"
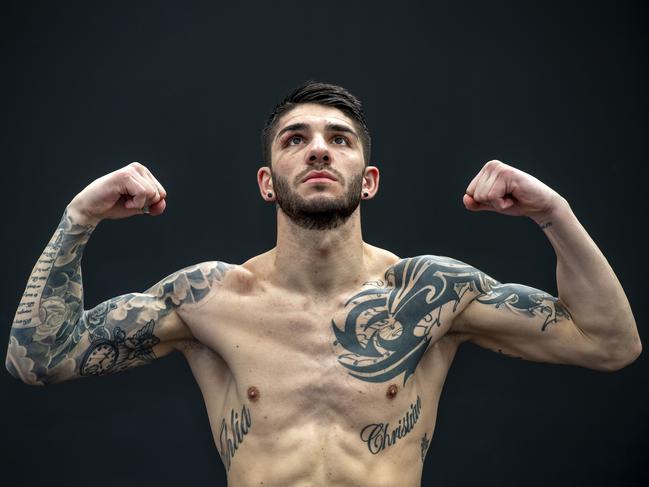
[
  {"x1": 154, "y1": 261, "x2": 235, "y2": 290},
  {"x1": 369, "y1": 251, "x2": 488, "y2": 285},
  {"x1": 382, "y1": 254, "x2": 496, "y2": 310},
  {"x1": 148, "y1": 261, "x2": 239, "y2": 309},
  {"x1": 385, "y1": 254, "x2": 484, "y2": 277}
]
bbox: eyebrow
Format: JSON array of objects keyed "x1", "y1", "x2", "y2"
[
  {"x1": 326, "y1": 123, "x2": 358, "y2": 139},
  {"x1": 275, "y1": 122, "x2": 359, "y2": 141},
  {"x1": 275, "y1": 123, "x2": 308, "y2": 141}
]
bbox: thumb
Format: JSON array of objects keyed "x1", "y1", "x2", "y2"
[{"x1": 463, "y1": 194, "x2": 491, "y2": 212}]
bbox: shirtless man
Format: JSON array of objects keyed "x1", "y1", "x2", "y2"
[{"x1": 6, "y1": 81, "x2": 641, "y2": 487}]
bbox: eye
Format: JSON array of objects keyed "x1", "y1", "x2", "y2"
[
  {"x1": 333, "y1": 136, "x2": 348, "y2": 145},
  {"x1": 288, "y1": 135, "x2": 304, "y2": 146}
]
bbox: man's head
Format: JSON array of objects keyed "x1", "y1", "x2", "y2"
[
  {"x1": 261, "y1": 81, "x2": 371, "y2": 167},
  {"x1": 257, "y1": 82, "x2": 379, "y2": 231}
]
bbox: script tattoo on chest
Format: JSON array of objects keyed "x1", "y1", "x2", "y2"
[
  {"x1": 360, "y1": 395, "x2": 422, "y2": 454},
  {"x1": 219, "y1": 403, "x2": 253, "y2": 472},
  {"x1": 332, "y1": 255, "x2": 571, "y2": 385}
]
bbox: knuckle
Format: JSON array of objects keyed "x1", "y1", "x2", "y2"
[
  {"x1": 117, "y1": 168, "x2": 133, "y2": 181},
  {"x1": 130, "y1": 161, "x2": 148, "y2": 172},
  {"x1": 123, "y1": 169, "x2": 138, "y2": 181},
  {"x1": 486, "y1": 160, "x2": 501, "y2": 169}
]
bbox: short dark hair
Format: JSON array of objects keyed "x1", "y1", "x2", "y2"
[{"x1": 261, "y1": 81, "x2": 371, "y2": 166}]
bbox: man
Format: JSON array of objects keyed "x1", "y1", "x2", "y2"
[{"x1": 6, "y1": 81, "x2": 641, "y2": 486}]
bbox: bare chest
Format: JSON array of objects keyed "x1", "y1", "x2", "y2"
[
  {"x1": 190, "y1": 294, "x2": 397, "y2": 417},
  {"x1": 174, "y1": 255, "x2": 482, "y2": 478},
  {"x1": 183, "y1": 271, "x2": 461, "y2": 426}
]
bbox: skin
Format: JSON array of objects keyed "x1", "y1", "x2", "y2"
[{"x1": 6, "y1": 103, "x2": 641, "y2": 487}]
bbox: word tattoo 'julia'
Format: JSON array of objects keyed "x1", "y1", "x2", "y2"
[
  {"x1": 360, "y1": 395, "x2": 422, "y2": 454},
  {"x1": 219, "y1": 404, "x2": 253, "y2": 472},
  {"x1": 332, "y1": 255, "x2": 571, "y2": 385}
]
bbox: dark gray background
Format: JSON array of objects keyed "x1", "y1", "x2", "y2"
[{"x1": 2, "y1": 1, "x2": 647, "y2": 485}]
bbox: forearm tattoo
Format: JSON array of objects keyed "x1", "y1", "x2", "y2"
[
  {"x1": 333, "y1": 255, "x2": 571, "y2": 385},
  {"x1": 359, "y1": 395, "x2": 422, "y2": 454},
  {"x1": 218, "y1": 403, "x2": 253, "y2": 472},
  {"x1": 7, "y1": 208, "x2": 231, "y2": 384}
]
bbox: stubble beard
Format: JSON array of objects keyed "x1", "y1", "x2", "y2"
[{"x1": 271, "y1": 168, "x2": 364, "y2": 231}]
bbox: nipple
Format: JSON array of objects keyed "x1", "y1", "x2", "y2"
[
  {"x1": 386, "y1": 384, "x2": 398, "y2": 399},
  {"x1": 247, "y1": 386, "x2": 260, "y2": 402}
]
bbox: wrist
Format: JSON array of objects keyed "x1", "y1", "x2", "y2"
[
  {"x1": 530, "y1": 194, "x2": 572, "y2": 228},
  {"x1": 65, "y1": 201, "x2": 101, "y2": 228}
]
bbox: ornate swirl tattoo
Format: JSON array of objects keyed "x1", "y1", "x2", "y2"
[
  {"x1": 333, "y1": 255, "x2": 572, "y2": 385},
  {"x1": 333, "y1": 256, "x2": 484, "y2": 385},
  {"x1": 475, "y1": 283, "x2": 571, "y2": 331}
]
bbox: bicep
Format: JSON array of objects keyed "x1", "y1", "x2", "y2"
[
  {"x1": 47, "y1": 261, "x2": 229, "y2": 383},
  {"x1": 452, "y1": 280, "x2": 604, "y2": 368},
  {"x1": 47, "y1": 289, "x2": 188, "y2": 382}
]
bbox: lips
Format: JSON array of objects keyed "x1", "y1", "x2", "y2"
[{"x1": 302, "y1": 171, "x2": 338, "y2": 183}]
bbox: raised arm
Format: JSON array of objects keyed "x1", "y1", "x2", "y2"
[
  {"x1": 450, "y1": 160, "x2": 641, "y2": 371},
  {"x1": 6, "y1": 162, "x2": 230, "y2": 385}
]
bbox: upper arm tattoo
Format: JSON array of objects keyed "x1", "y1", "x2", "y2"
[
  {"x1": 475, "y1": 282, "x2": 572, "y2": 331},
  {"x1": 8, "y1": 209, "x2": 232, "y2": 384},
  {"x1": 74, "y1": 261, "x2": 231, "y2": 378},
  {"x1": 332, "y1": 255, "x2": 571, "y2": 386}
]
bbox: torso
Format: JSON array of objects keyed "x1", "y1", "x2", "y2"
[{"x1": 174, "y1": 251, "x2": 473, "y2": 487}]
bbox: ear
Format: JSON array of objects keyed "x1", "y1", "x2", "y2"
[
  {"x1": 257, "y1": 166, "x2": 275, "y2": 202},
  {"x1": 361, "y1": 165, "x2": 380, "y2": 199}
]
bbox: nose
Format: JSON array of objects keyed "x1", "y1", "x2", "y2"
[{"x1": 307, "y1": 135, "x2": 330, "y2": 164}]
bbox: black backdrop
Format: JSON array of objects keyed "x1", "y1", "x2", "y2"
[{"x1": 2, "y1": 1, "x2": 647, "y2": 486}]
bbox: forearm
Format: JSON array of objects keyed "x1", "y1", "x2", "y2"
[
  {"x1": 536, "y1": 198, "x2": 640, "y2": 362},
  {"x1": 6, "y1": 207, "x2": 96, "y2": 383}
]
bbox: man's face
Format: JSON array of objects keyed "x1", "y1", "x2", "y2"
[{"x1": 268, "y1": 103, "x2": 366, "y2": 230}]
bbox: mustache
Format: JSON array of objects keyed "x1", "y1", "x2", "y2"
[{"x1": 293, "y1": 166, "x2": 345, "y2": 185}]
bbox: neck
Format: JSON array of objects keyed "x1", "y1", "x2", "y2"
[{"x1": 270, "y1": 207, "x2": 368, "y2": 296}]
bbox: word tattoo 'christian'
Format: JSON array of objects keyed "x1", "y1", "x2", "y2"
[
  {"x1": 360, "y1": 395, "x2": 422, "y2": 454},
  {"x1": 219, "y1": 404, "x2": 253, "y2": 472}
]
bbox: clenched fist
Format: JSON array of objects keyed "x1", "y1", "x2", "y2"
[
  {"x1": 463, "y1": 160, "x2": 565, "y2": 223},
  {"x1": 66, "y1": 162, "x2": 167, "y2": 226}
]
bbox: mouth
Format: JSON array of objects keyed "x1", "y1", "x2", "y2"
[{"x1": 302, "y1": 171, "x2": 338, "y2": 183}]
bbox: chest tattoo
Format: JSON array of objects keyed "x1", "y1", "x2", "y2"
[
  {"x1": 360, "y1": 395, "x2": 422, "y2": 454},
  {"x1": 218, "y1": 402, "x2": 253, "y2": 472},
  {"x1": 332, "y1": 256, "x2": 484, "y2": 385}
]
